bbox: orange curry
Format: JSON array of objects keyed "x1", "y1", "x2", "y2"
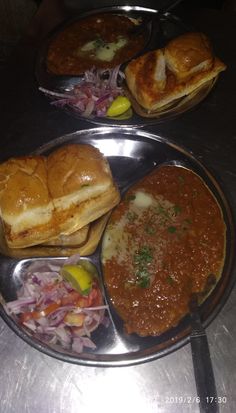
[
  {"x1": 102, "y1": 166, "x2": 226, "y2": 336},
  {"x1": 47, "y1": 14, "x2": 146, "y2": 75}
]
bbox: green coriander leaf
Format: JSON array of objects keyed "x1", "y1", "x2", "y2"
[
  {"x1": 126, "y1": 194, "x2": 136, "y2": 202},
  {"x1": 134, "y1": 246, "x2": 153, "y2": 265},
  {"x1": 168, "y1": 226, "x2": 177, "y2": 233},
  {"x1": 127, "y1": 211, "x2": 138, "y2": 222},
  {"x1": 174, "y1": 205, "x2": 182, "y2": 214},
  {"x1": 138, "y1": 277, "x2": 150, "y2": 288},
  {"x1": 166, "y1": 275, "x2": 174, "y2": 285},
  {"x1": 145, "y1": 225, "x2": 156, "y2": 235}
]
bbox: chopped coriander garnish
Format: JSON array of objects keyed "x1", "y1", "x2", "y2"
[
  {"x1": 174, "y1": 205, "x2": 182, "y2": 214},
  {"x1": 156, "y1": 204, "x2": 169, "y2": 218},
  {"x1": 136, "y1": 267, "x2": 150, "y2": 278},
  {"x1": 168, "y1": 226, "x2": 177, "y2": 233},
  {"x1": 126, "y1": 194, "x2": 136, "y2": 202},
  {"x1": 94, "y1": 38, "x2": 105, "y2": 48},
  {"x1": 134, "y1": 246, "x2": 153, "y2": 265},
  {"x1": 127, "y1": 211, "x2": 138, "y2": 222},
  {"x1": 184, "y1": 218, "x2": 192, "y2": 225},
  {"x1": 138, "y1": 277, "x2": 150, "y2": 288},
  {"x1": 145, "y1": 225, "x2": 156, "y2": 235},
  {"x1": 133, "y1": 246, "x2": 153, "y2": 288},
  {"x1": 166, "y1": 275, "x2": 174, "y2": 285},
  {"x1": 136, "y1": 268, "x2": 151, "y2": 288},
  {"x1": 182, "y1": 218, "x2": 192, "y2": 230}
]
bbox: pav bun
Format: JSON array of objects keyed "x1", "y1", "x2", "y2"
[
  {"x1": 164, "y1": 32, "x2": 214, "y2": 82},
  {"x1": 125, "y1": 32, "x2": 226, "y2": 112},
  {"x1": 0, "y1": 144, "x2": 120, "y2": 249}
]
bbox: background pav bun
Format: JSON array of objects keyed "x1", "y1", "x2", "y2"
[{"x1": 164, "y1": 32, "x2": 214, "y2": 81}]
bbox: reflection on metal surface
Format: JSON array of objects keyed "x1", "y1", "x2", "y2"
[{"x1": 90, "y1": 137, "x2": 140, "y2": 157}]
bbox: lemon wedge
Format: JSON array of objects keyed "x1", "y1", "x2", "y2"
[
  {"x1": 61, "y1": 264, "x2": 93, "y2": 295},
  {"x1": 106, "y1": 96, "x2": 131, "y2": 117}
]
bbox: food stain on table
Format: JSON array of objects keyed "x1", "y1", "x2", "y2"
[{"x1": 102, "y1": 165, "x2": 226, "y2": 336}]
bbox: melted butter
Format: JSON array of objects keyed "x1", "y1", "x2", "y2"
[
  {"x1": 102, "y1": 193, "x2": 175, "y2": 265},
  {"x1": 133, "y1": 191, "x2": 154, "y2": 208},
  {"x1": 102, "y1": 217, "x2": 129, "y2": 264},
  {"x1": 96, "y1": 37, "x2": 127, "y2": 61},
  {"x1": 79, "y1": 37, "x2": 127, "y2": 62}
]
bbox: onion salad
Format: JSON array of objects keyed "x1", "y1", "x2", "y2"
[
  {"x1": 39, "y1": 66, "x2": 126, "y2": 118},
  {"x1": 4, "y1": 255, "x2": 109, "y2": 354}
]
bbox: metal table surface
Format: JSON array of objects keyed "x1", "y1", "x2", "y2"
[{"x1": 0, "y1": 6, "x2": 236, "y2": 413}]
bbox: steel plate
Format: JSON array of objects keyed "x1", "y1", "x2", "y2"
[
  {"x1": 35, "y1": 6, "x2": 217, "y2": 127},
  {"x1": 0, "y1": 127, "x2": 235, "y2": 366}
]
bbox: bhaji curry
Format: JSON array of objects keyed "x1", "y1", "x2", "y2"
[
  {"x1": 47, "y1": 14, "x2": 147, "y2": 75},
  {"x1": 102, "y1": 165, "x2": 226, "y2": 336}
]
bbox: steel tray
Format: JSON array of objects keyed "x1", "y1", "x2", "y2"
[{"x1": 0, "y1": 127, "x2": 235, "y2": 366}]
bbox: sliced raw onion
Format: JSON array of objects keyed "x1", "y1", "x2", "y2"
[
  {"x1": 4, "y1": 256, "x2": 109, "y2": 354},
  {"x1": 39, "y1": 66, "x2": 125, "y2": 118}
]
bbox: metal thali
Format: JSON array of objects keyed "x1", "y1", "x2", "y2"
[
  {"x1": 0, "y1": 127, "x2": 235, "y2": 366},
  {"x1": 35, "y1": 6, "x2": 218, "y2": 127}
]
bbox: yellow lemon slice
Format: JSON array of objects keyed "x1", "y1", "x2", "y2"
[
  {"x1": 106, "y1": 96, "x2": 131, "y2": 117},
  {"x1": 61, "y1": 264, "x2": 93, "y2": 295}
]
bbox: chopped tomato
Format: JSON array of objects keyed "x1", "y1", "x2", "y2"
[
  {"x1": 19, "y1": 284, "x2": 103, "y2": 325},
  {"x1": 76, "y1": 296, "x2": 90, "y2": 308},
  {"x1": 60, "y1": 288, "x2": 102, "y2": 308},
  {"x1": 87, "y1": 285, "x2": 103, "y2": 307},
  {"x1": 37, "y1": 301, "x2": 62, "y2": 317},
  {"x1": 20, "y1": 301, "x2": 61, "y2": 323},
  {"x1": 61, "y1": 290, "x2": 83, "y2": 306}
]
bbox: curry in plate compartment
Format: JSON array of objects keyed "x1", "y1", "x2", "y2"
[
  {"x1": 102, "y1": 165, "x2": 226, "y2": 336},
  {"x1": 47, "y1": 13, "x2": 147, "y2": 75}
]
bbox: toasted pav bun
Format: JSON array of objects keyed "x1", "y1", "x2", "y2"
[
  {"x1": 164, "y1": 32, "x2": 214, "y2": 82},
  {"x1": 0, "y1": 156, "x2": 56, "y2": 246},
  {"x1": 46, "y1": 144, "x2": 120, "y2": 236},
  {"x1": 47, "y1": 144, "x2": 113, "y2": 207},
  {"x1": 125, "y1": 32, "x2": 226, "y2": 112},
  {"x1": 0, "y1": 144, "x2": 120, "y2": 248}
]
